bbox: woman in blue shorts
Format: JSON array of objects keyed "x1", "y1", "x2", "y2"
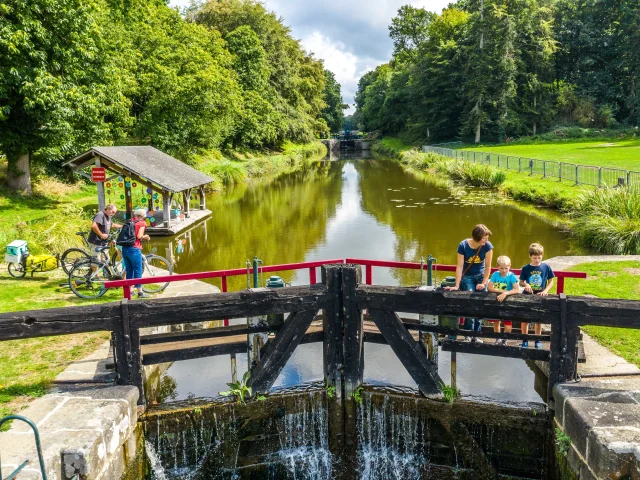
[{"x1": 445, "y1": 224, "x2": 494, "y2": 341}]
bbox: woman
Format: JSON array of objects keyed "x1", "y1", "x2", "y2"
[
  {"x1": 121, "y1": 208, "x2": 151, "y2": 299},
  {"x1": 445, "y1": 224, "x2": 494, "y2": 341}
]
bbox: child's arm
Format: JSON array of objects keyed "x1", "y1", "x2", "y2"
[
  {"x1": 519, "y1": 278, "x2": 533, "y2": 293},
  {"x1": 539, "y1": 277, "x2": 555, "y2": 296}
]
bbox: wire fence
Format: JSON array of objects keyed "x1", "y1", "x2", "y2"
[{"x1": 422, "y1": 146, "x2": 639, "y2": 188}]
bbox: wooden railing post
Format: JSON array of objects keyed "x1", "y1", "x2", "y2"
[
  {"x1": 342, "y1": 264, "x2": 363, "y2": 478},
  {"x1": 114, "y1": 300, "x2": 145, "y2": 406},
  {"x1": 547, "y1": 294, "x2": 578, "y2": 408},
  {"x1": 321, "y1": 264, "x2": 345, "y2": 459}
]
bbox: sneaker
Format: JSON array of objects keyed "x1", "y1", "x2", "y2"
[
  {"x1": 494, "y1": 339, "x2": 501, "y2": 345},
  {"x1": 464, "y1": 336, "x2": 472, "y2": 342},
  {"x1": 534, "y1": 340, "x2": 542, "y2": 349},
  {"x1": 473, "y1": 337, "x2": 483, "y2": 344},
  {"x1": 520, "y1": 341, "x2": 529, "y2": 348},
  {"x1": 501, "y1": 339, "x2": 508, "y2": 346},
  {"x1": 137, "y1": 291, "x2": 151, "y2": 299}
]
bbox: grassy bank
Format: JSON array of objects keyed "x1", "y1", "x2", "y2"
[
  {"x1": 376, "y1": 138, "x2": 640, "y2": 253},
  {"x1": 564, "y1": 261, "x2": 640, "y2": 367},
  {"x1": 459, "y1": 138, "x2": 640, "y2": 170}
]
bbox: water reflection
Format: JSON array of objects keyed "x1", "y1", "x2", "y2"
[{"x1": 149, "y1": 152, "x2": 580, "y2": 404}]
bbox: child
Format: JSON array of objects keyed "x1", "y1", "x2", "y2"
[
  {"x1": 519, "y1": 243, "x2": 555, "y2": 349},
  {"x1": 487, "y1": 256, "x2": 520, "y2": 345}
]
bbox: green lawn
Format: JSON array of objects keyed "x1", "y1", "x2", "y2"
[
  {"x1": 460, "y1": 138, "x2": 640, "y2": 170},
  {"x1": 564, "y1": 261, "x2": 640, "y2": 368}
]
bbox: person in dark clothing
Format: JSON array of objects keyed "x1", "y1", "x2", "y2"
[{"x1": 88, "y1": 204, "x2": 122, "y2": 259}]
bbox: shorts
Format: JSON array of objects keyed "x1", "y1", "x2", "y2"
[
  {"x1": 489, "y1": 320, "x2": 512, "y2": 326},
  {"x1": 90, "y1": 244, "x2": 110, "y2": 262}
]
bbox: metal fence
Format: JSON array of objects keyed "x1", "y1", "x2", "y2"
[{"x1": 422, "y1": 146, "x2": 640, "y2": 188}]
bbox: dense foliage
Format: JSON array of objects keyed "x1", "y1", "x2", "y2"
[
  {"x1": 354, "y1": 0, "x2": 640, "y2": 143},
  {"x1": 0, "y1": 0, "x2": 344, "y2": 191}
]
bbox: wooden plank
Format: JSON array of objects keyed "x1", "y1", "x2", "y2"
[
  {"x1": 130, "y1": 326, "x2": 145, "y2": 406},
  {"x1": 368, "y1": 308, "x2": 441, "y2": 395},
  {"x1": 113, "y1": 300, "x2": 132, "y2": 387},
  {"x1": 401, "y1": 320, "x2": 550, "y2": 342},
  {"x1": 127, "y1": 284, "x2": 330, "y2": 329},
  {"x1": 140, "y1": 324, "x2": 271, "y2": 345},
  {"x1": 248, "y1": 309, "x2": 318, "y2": 394},
  {"x1": 356, "y1": 285, "x2": 560, "y2": 323},
  {"x1": 441, "y1": 340, "x2": 550, "y2": 361},
  {"x1": 0, "y1": 304, "x2": 118, "y2": 341},
  {"x1": 567, "y1": 296, "x2": 640, "y2": 327},
  {"x1": 142, "y1": 329, "x2": 323, "y2": 365},
  {"x1": 561, "y1": 294, "x2": 579, "y2": 382}
]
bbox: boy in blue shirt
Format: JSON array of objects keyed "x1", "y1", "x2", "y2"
[
  {"x1": 487, "y1": 256, "x2": 520, "y2": 345},
  {"x1": 519, "y1": 243, "x2": 555, "y2": 349}
]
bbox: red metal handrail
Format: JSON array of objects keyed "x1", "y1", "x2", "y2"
[
  {"x1": 345, "y1": 258, "x2": 587, "y2": 294},
  {"x1": 104, "y1": 259, "x2": 346, "y2": 300}
]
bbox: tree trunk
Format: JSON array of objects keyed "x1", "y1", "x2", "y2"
[{"x1": 7, "y1": 151, "x2": 32, "y2": 194}]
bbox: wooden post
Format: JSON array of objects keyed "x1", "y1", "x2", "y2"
[
  {"x1": 114, "y1": 300, "x2": 145, "y2": 405},
  {"x1": 322, "y1": 265, "x2": 345, "y2": 459},
  {"x1": 199, "y1": 185, "x2": 206, "y2": 210},
  {"x1": 560, "y1": 293, "x2": 579, "y2": 383},
  {"x1": 124, "y1": 171, "x2": 132, "y2": 221},
  {"x1": 342, "y1": 264, "x2": 362, "y2": 477},
  {"x1": 96, "y1": 157, "x2": 106, "y2": 212},
  {"x1": 230, "y1": 353, "x2": 237, "y2": 383},
  {"x1": 451, "y1": 351, "x2": 457, "y2": 391},
  {"x1": 547, "y1": 316, "x2": 562, "y2": 408},
  {"x1": 162, "y1": 191, "x2": 171, "y2": 228},
  {"x1": 183, "y1": 189, "x2": 191, "y2": 218}
]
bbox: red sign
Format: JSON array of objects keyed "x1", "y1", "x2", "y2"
[{"x1": 91, "y1": 167, "x2": 106, "y2": 182}]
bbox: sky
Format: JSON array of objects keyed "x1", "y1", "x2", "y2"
[{"x1": 168, "y1": 0, "x2": 452, "y2": 114}]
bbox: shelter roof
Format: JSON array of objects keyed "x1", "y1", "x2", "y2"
[{"x1": 67, "y1": 146, "x2": 213, "y2": 192}]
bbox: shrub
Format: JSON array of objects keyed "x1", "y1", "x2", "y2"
[{"x1": 572, "y1": 186, "x2": 640, "y2": 254}]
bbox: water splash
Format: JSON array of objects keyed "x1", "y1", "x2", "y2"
[
  {"x1": 276, "y1": 391, "x2": 333, "y2": 480},
  {"x1": 357, "y1": 394, "x2": 427, "y2": 479}
]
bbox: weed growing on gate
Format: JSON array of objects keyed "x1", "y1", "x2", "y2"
[
  {"x1": 440, "y1": 383, "x2": 461, "y2": 404},
  {"x1": 352, "y1": 385, "x2": 364, "y2": 405},
  {"x1": 219, "y1": 370, "x2": 252, "y2": 404},
  {"x1": 555, "y1": 428, "x2": 572, "y2": 457},
  {"x1": 325, "y1": 383, "x2": 336, "y2": 399}
]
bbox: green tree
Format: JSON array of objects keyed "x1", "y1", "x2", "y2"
[
  {"x1": 321, "y1": 70, "x2": 347, "y2": 134},
  {"x1": 0, "y1": 0, "x2": 132, "y2": 192},
  {"x1": 389, "y1": 5, "x2": 436, "y2": 63}
]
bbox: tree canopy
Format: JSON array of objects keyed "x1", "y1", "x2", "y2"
[
  {"x1": 354, "y1": 0, "x2": 640, "y2": 143},
  {"x1": 0, "y1": 0, "x2": 344, "y2": 191}
]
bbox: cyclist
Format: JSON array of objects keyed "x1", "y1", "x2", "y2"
[
  {"x1": 121, "y1": 208, "x2": 151, "y2": 298},
  {"x1": 88, "y1": 204, "x2": 122, "y2": 260}
]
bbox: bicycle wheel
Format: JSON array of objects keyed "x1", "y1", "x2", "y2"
[
  {"x1": 141, "y1": 255, "x2": 172, "y2": 294},
  {"x1": 8, "y1": 262, "x2": 26, "y2": 278},
  {"x1": 68, "y1": 259, "x2": 109, "y2": 299},
  {"x1": 111, "y1": 249, "x2": 125, "y2": 277},
  {"x1": 61, "y1": 248, "x2": 90, "y2": 274}
]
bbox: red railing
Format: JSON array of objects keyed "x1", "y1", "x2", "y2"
[
  {"x1": 104, "y1": 258, "x2": 586, "y2": 300},
  {"x1": 104, "y1": 259, "x2": 345, "y2": 301},
  {"x1": 345, "y1": 258, "x2": 587, "y2": 294}
]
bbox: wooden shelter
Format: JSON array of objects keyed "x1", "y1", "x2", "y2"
[{"x1": 66, "y1": 146, "x2": 214, "y2": 235}]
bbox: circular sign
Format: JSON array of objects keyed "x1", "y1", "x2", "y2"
[{"x1": 120, "y1": 194, "x2": 124, "y2": 199}]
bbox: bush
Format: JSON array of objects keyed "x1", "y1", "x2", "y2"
[
  {"x1": 204, "y1": 159, "x2": 247, "y2": 186},
  {"x1": 434, "y1": 158, "x2": 506, "y2": 187},
  {"x1": 572, "y1": 186, "x2": 640, "y2": 254}
]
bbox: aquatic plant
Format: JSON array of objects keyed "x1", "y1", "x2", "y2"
[
  {"x1": 439, "y1": 383, "x2": 460, "y2": 404},
  {"x1": 219, "y1": 370, "x2": 252, "y2": 404},
  {"x1": 352, "y1": 385, "x2": 364, "y2": 405},
  {"x1": 571, "y1": 185, "x2": 640, "y2": 254},
  {"x1": 204, "y1": 159, "x2": 247, "y2": 186}
]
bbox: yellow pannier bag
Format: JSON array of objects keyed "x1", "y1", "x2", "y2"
[{"x1": 28, "y1": 254, "x2": 58, "y2": 272}]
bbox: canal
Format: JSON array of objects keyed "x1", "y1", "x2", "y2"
[{"x1": 146, "y1": 153, "x2": 583, "y2": 406}]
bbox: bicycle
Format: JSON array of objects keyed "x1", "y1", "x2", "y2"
[
  {"x1": 67, "y1": 245, "x2": 172, "y2": 299},
  {"x1": 59, "y1": 232, "x2": 92, "y2": 275}
]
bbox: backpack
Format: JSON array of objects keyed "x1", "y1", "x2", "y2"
[{"x1": 116, "y1": 220, "x2": 137, "y2": 247}]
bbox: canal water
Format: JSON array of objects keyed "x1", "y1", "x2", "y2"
[{"x1": 146, "y1": 153, "x2": 583, "y2": 406}]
